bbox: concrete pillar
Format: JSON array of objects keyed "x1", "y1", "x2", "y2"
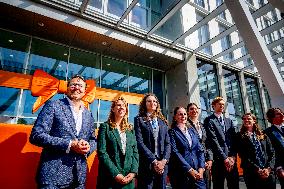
[
  {"x1": 225, "y1": 0, "x2": 284, "y2": 110},
  {"x1": 238, "y1": 71, "x2": 251, "y2": 113},
  {"x1": 166, "y1": 53, "x2": 200, "y2": 122}
]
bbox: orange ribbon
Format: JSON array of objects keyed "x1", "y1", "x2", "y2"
[
  {"x1": 0, "y1": 69, "x2": 144, "y2": 113},
  {"x1": 31, "y1": 70, "x2": 96, "y2": 113}
]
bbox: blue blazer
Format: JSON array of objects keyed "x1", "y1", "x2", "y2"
[
  {"x1": 29, "y1": 98, "x2": 96, "y2": 186},
  {"x1": 169, "y1": 126, "x2": 205, "y2": 173},
  {"x1": 134, "y1": 116, "x2": 171, "y2": 165},
  {"x1": 203, "y1": 114, "x2": 237, "y2": 161},
  {"x1": 264, "y1": 125, "x2": 284, "y2": 168}
]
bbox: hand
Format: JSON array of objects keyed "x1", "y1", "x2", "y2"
[
  {"x1": 277, "y1": 168, "x2": 284, "y2": 179},
  {"x1": 258, "y1": 168, "x2": 270, "y2": 179},
  {"x1": 205, "y1": 160, "x2": 213, "y2": 170},
  {"x1": 156, "y1": 160, "x2": 167, "y2": 171},
  {"x1": 71, "y1": 139, "x2": 90, "y2": 155},
  {"x1": 188, "y1": 168, "x2": 199, "y2": 180},
  {"x1": 78, "y1": 139, "x2": 90, "y2": 154},
  {"x1": 197, "y1": 168, "x2": 204, "y2": 180},
  {"x1": 224, "y1": 158, "x2": 232, "y2": 172},
  {"x1": 122, "y1": 173, "x2": 135, "y2": 184},
  {"x1": 115, "y1": 174, "x2": 126, "y2": 184},
  {"x1": 153, "y1": 160, "x2": 164, "y2": 175}
]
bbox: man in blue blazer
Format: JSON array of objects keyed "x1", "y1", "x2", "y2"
[
  {"x1": 203, "y1": 97, "x2": 239, "y2": 189},
  {"x1": 30, "y1": 75, "x2": 97, "y2": 189},
  {"x1": 264, "y1": 107, "x2": 284, "y2": 188}
]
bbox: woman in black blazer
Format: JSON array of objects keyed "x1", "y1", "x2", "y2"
[
  {"x1": 237, "y1": 113, "x2": 276, "y2": 189},
  {"x1": 169, "y1": 106, "x2": 206, "y2": 189},
  {"x1": 134, "y1": 93, "x2": 171, "y2": 189},
  {"x1": 187, "y1": 103, "x2": 213, "y2": 189}
]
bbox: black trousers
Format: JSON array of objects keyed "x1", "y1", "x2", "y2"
[
  {"x1": 211, "y1": 160, "x2": 239, "y2": 189},
  {"x1": 243, "y1": 169, "x2": 276, "y2": 189}
]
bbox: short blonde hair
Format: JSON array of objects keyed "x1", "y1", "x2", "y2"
[{"x1": 211, "y1": 96, "x2": 225, "y2": 106}]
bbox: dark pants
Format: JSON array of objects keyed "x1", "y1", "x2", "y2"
[
  {"x1": 137, "y1": 165, "x2": 168, "y2": 189},
  {"x1": 243, "y1": 170, "x2": 276, "y2": 189},
  {"x1": 279, "y1": 176, "x2": 284, "y2": 189},
  {"x1": 204, "y1": 168, "x2": 211, "y2": 189},
  {"x1": 211, "y1": 160, "x2": 239, "y2": 189}
]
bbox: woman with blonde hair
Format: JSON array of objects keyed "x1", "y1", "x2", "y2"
[
  {"x1": 134, "y1": 93, "x2": 171, "y2": 189},
  {"x1": 237, "y1": 113, "x2": 275, "y2": 189},
  {"x1": 97, "y1": 96, "x2": 139, "y2": 189}
]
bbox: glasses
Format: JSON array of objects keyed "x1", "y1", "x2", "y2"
[
  {"x1": 69, "y1": 83, "x2": 84, "y2": 88},
  {"x1": 70, "y1": 74, "x2": 86, "y2": 82}
]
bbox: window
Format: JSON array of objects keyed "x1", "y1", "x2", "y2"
[
  {"x1": 245, "y1": 76, "x2": 266, "y2": 129},
  {"x1": 197, "y1": 60, "x2": 219, "y2": 121},
  {"x1": 196, "y1": 13, "x2": 212, "y2": 55},
  {"x1": 219, "y1": 24, "x2": 233, "y2": 61},
  {"x1": 223, "y1": 68, "x2": 244, "y2": 127}
]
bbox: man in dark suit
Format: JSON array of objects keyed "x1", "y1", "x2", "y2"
[
  {"x1": 134, "y1": 93, "x2": 171, "y2": 189},
  {"x1": 264, "y1": 107, "x2": 284, "y2": 189},
  {"x1": 30, "y1": 75, "x2": 97, "y2": 189},
  {"x1": 204, "y1": 97, "x2": 239, "y2": 189}
]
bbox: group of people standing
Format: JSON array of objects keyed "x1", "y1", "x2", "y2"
[{"x1": 30, "y1": 75, "x2": 284, "y2": 189}]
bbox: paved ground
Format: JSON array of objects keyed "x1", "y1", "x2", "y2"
[{"x1": 166, "y1": 180, "x2": 281, "y2": 189}]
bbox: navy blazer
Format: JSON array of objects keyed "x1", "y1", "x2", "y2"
[
  {"x1": 188, "y1": 120, "x2": 213, "y2": 162},
  {"x1": 29, "y1": 98, "x2": 96, "y2": 186},
  {"x1": 169, "y1": 126, "x2": 205, "y2": 173},
  {"x1": 237, "y1": 132, "x2": 275, "y2": 171},
  {"x1": 134, "y1": 116, "x2": 171, "y2": 167},
  {"x1": 264, "y1": 125, "x2": 284, "y2": 168},
  {"x1": 203, "y1": 114, "x2": 237, "y2": 161}
]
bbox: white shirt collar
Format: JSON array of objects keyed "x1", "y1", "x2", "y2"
[{"x1": 66, "y1": 97, "x2": 84, "y2": 110}]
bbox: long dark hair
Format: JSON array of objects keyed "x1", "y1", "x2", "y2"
[
  {"x1": 240, "y1": 113, "x2": 265, "y2": 140},
  {"x1": 138, "y1": 93, "x2": 168, "y2": 125},
  {"x1": 171, "y1": 106, "x2": 190, "y2": 128}
]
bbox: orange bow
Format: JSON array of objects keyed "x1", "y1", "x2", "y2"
[{"x1": 31, "y1": 70, "x2": 96, "y2": 113}]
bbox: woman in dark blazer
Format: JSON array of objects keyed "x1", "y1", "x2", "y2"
[
  {"x1": 169, "y1": 106, "x2": 206, "y2": 189},
  {"x1": 237, "y1": 113, "x2": 275, "y2": 189},
  {"x1": 97, "y1": 96, "x2": 139, "y2": 189},
  {"x1": 187, "y1": 103, "x2": 213, "y2": 189},
  {"x1": 134, "y1": 93, "x2": 171, "y2": 189}
]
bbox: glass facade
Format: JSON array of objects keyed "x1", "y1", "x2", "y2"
[
  {"x1": 223, "y1": 68, "x2": 244, "y2": 127},
  {"x1": 0, "y1": 29, "x2": 165, "y2": 125},
  {"x1": 197, "y1": 59, "x2": 219, "y2": 121},
  {"x1": 244, "y1": 76, "x2": 266, "y2": 129}
]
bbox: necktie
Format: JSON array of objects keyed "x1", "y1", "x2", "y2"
[
  {"x1": 252, "y1": 134, "x2": 265, "y2": 168},
  {"x1": 218, "y1": 117, "x2": 225, "y2": 132},
  {"x1": 151, "y1": 118, "x2": 158, "y2": 129}
]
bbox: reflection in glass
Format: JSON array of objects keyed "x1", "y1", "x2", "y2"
[
  {"x1": 0, "y1": 29, "x2": 30, "y2": 74},
  {"x1": 99, "y1": 100, "x2": 111, "y2": 123},
  {"x1": 18, "y1": 90, "x2": 64, "y2": 118},
  {"x1": 68, "y1": 49, "x2": 100, "y2": 85},
  {"x1": 101, "y1": 57, "x2": 128, "y2": 91},
  {"x1": 153, "y1": 70, "x2": 165, "y2": 112},
  {"x1": 107, "y1": 0, "x2": 127, "y2": 18},
  {"x1": 245, "y1": 76, "x2": 265, "y2": 128},
  {"x1": 197, "y1": 60, "x2": 219, "y2": 115},
  {"x1": 129, "y1": 104, "x2": 139, "y2": 124},
  {"x1": 0, "y1": 87, "x2": 19, "y2": 118},
  {"x1": 129, "y1": 64, "x2": 151, "y2": 94},
  {"x1": 196, "y1": 13, "x2": 212, "y2": 55},
  {"x1": 223, "y1": 68, "x2": 244, "y2": 127},
  {"x1": 28, "y1": 39, "x2": 68, "y2": 79}
]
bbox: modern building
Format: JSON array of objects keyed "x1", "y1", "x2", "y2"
[{"x1": 0, "y1": 0, "x2": 283, "y2": 130}]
